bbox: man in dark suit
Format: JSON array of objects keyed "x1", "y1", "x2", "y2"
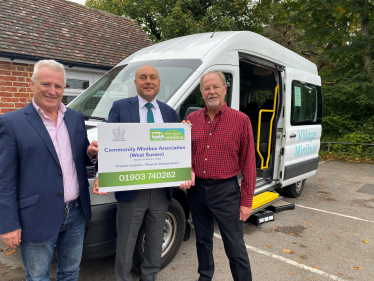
[
  {"x1": 0, "y1": 60, "x2": 98, "y2": 281},
  {"x1": 93, "y1": 65, "x2": 176, "y2": 281}
]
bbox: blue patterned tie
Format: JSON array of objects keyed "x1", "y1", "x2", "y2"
[{"x1": 145, "y1": 103, "x2": 154, "y2": 123}]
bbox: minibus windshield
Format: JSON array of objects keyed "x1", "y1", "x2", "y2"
[{"x1": 67, "y1": 59, "x2": 202, "y2": 119}]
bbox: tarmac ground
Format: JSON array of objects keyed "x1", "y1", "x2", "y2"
[{"x1": 1, "y1": 160, "x2": 373, "y2": 281}]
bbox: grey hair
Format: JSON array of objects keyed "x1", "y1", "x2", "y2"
[
  {"x1": 200, "y1": 71, "x2": 226, "y2": 91},
  {"x1": 31, "y1": 60, "x2": 66, "y2": 86}
]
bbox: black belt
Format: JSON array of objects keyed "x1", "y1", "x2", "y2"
[{"x1": 195, "y1": 176, "x2": 236, "y2": 186}]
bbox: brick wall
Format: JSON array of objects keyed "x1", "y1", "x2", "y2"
[{"x1": 0, "y1": 61, "x2": 34, "y2": 115}]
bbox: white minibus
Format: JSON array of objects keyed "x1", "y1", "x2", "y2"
[{"x1": 68, "y1": 31, "x2": 322, "y2": 269}]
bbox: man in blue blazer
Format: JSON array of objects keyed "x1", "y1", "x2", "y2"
[
  {"x1": 93, "y1": 65, "x2": 176, "y2": 281},
  {"x1": 0, "y1": 60, "x2": 98, "y2": 281}
]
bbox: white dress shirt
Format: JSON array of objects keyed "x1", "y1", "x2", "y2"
[{"x1": 138, "y1": 95, "x2": 164, "y2": 124}]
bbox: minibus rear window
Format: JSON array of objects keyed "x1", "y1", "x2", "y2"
[
  {"x1": 291, "y1": 81, "x2": 322, "y2": 126},
  {"x1": 68, "y1": 59, "x2": 202, "y2": 119}
]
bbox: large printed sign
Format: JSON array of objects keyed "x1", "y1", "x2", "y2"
[{"x1": 98, "y1": 123, "x2": 191, "y2": 192}]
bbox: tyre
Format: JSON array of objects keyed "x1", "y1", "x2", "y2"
[
  {"x1": 281, "y1": 180, "x2": 305, "y2": 198},
  {"x1": 133, "y1": 198, "x2": 186, "y2": 271}
]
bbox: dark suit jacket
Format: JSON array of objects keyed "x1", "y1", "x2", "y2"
[
  {"x1": 107, "y1": 96, "x2": 177, "y2": 202},
  {"x1": 0, "y1": 102, "x2": 92, "y2": 242}
]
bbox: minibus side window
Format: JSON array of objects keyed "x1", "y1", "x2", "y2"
[
  {"x1": 179, "y1": 73, "x2": 232, "y2": 120},
  {"x1": 291, "y1": 81, "x2": 322, "y2": 126}
]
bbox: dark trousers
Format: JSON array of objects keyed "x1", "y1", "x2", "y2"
[
  {"x1": 115, "y1": 189, "x2": 168, "y2": 281},
  {"x1": 187, "y1": 177, "x2": 252, "y2": 281}
]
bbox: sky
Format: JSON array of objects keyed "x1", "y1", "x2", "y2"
[{"x1": 69, "y1": 0, "x2": 86, "y2": 5}]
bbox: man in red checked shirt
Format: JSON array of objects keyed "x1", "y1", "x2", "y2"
[{"x1": 180, "y1": 71, "x2": 256, "y2": 281}]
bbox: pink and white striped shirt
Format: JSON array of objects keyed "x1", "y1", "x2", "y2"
[{"x1": 32, "y1": 100, "x2": 79, "y2": 203}]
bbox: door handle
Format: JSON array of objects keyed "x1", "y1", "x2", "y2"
[{"x1": 290, "y1": 133, "x2": 296, "y2": 138}]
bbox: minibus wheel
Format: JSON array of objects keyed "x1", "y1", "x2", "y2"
[
  {"x1": 282, "y1": 180, "x2": 305, "y2": 198},
  {"x1": 132, "y1": 198, "x2": 186, "y2": 271}
]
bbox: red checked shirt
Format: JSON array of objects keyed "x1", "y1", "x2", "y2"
[{"x1": 186, "y1": 103, "x2": 256, "y2": 208}]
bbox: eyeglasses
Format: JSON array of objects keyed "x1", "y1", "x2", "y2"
[{"x1": 203, "y1": 85, "x2": 224, "y2": 92}]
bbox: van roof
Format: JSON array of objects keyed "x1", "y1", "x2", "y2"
[{"x1": 120, "y1": 31, "x2": 318, "y2": 75}]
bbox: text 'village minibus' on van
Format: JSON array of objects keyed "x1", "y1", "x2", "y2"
[{"x1": 67, "y1": 31, "x2": 322, "y2": 269}]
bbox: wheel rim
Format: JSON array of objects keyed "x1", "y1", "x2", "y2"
[
  {"x1": 161, "y1": 212, "x2": 177, "y2": 257},
  {"x1": 295, "y1": 181, "x2": 303, "y2": 193}
]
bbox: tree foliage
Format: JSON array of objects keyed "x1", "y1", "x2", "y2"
[
  {"x1": 250, "y1": 1, "x2": 311, "y2": 57},
  {"x1": 86, "y1": 0, "x2": 261, "y2": 41},
  {"x1": 283, "y1": 0, "x2": 374, "y2": 140}
]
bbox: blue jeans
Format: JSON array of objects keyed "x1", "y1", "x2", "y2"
[{"x1": 20, "y1": 198, "x2": 86, "y2": 281}]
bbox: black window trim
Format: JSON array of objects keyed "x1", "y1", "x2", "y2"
[{"x1": 290, "y1": 80, "x2": 323, "y2": 126}]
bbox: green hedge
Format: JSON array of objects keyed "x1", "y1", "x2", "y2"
[{"x1": 320, "y1": 132, "x2": 374, "y2": 159}]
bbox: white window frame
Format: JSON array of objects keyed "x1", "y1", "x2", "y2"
[{"x1": 63, "y1": 71, "x2": 105, "y2": 104}]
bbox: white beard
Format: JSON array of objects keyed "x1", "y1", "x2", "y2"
[{"x1": 207, "y1": 95, "x2": 219, "y2": 108}]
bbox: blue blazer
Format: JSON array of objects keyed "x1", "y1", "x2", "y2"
[
  {"x1": 107, "y1": 96, "x2": 177, "y2": 202},
  {"x1": 0, "y1": 103, "x2": 92, "y2": 242}
]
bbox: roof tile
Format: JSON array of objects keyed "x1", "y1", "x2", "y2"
[{"x1": 0, "y1": 0, "x2": 152, "y2": 67}]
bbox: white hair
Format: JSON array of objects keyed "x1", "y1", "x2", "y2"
[
  {"x1": 31, "y1": 60, "x2": 66, "y2": 85},
  {"x1": 200, "y1": 71, "x2": 226, "y2": 91}
]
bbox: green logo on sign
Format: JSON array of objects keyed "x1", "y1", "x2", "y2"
[{"x1": 150, "y1": 129, "x2": 185, "y2": 141}]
